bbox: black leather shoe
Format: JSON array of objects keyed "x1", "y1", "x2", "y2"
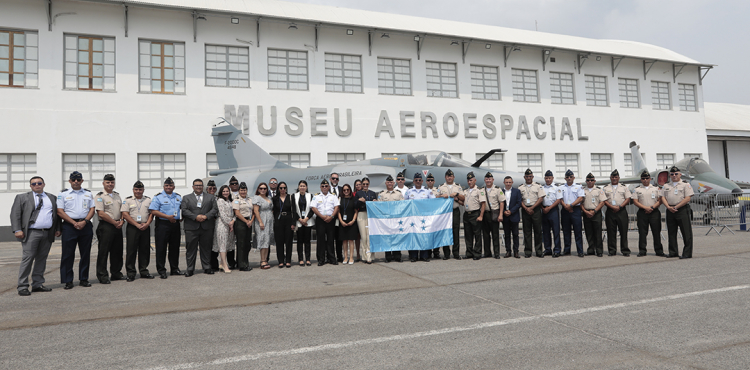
[
  {"x1": 655, "y1": 253, "x2": 666, "y2": 257},
  {"x1": 337, "y1": 258, "x2": 344, "y2": 263},
  {"x1": 184, "y1": 271, "x2": 194, "y2": 277},
  {"x1": 494, "y1": 255, "x2": 502, "y2": 259},
  {"x1": 578, "y1": 253, "x2": 584, "y2": 258},
  {"x1": 159, "y1": 273, "x2": 168, "y2": 279},
  {"x1": 544, "y1": 251, "x2": 552, "y2": 256},
  {"x1": 536, "y1": 254, "x2": 544, "y2": 258},
  {"x1": 79, "y1": 280, "x2": 91, "y2": 287},
  {"x1": 473, "y1": 257, "x2": 481, "y2": 261},
  {"x1": 553, "y1": 253, "x2": 560, "y2": 258},
  {"x1": 395, "y1": 258, "x2": 402, "y2": 263},
  {"x1": 596, "y1": 253, "x2": 603, "y2": 257},
  {"x1": 563, "y1": 251, "x2": 571, "y2": 256},
  {"x1": 514, "y1": 252, "x2": 520, "y2": 259},
  {"x1": 622, "y1": 253, "x2": 630, "y2": 257},
  {"x1": 100, "y1": 279, "x2": 111, "y2": 284},
  {"x1": 126, "y1": 276, "x2": 135, "y2": 282},
  {"x1": 18, "y1": 289, "x2": 31, "y2": 296},
  {"x1": 64, "y1": 282, "x2": 75, "y2": 289},
  {"x1": 442, "y1": 255, "x2": 450, "y2": 260},
  {"x1": 524, "y1": 254, "x2": 531, "y2": 258},
  {"x1": 587, "y1": 251, "x2": 595, "y2": 255},
  {"x1": 608, "y1": 253, "x2": 616, "y2": 256},
  {"x1": 666, "y1": 255, "x2": 679, "y2": 258},
  {"x1": 110, "y1": 275, "x2": 126, "y2": 281},
  {"x1": 484, "y1": 254, "x2": 493, "y2": 258},
  {"x1": 410, "y1": 259, "x2": 417, "y2": 262},
  {"x1": 141, "y1": 274, "x2": 155, "y2": 279},
  {"x1": 637, "y1": 253, "x2": 646, "y2": 257},
  {"x1": 171, "y1": 270, "x2": 185, "y2": 276},
  {"x1": 31, "y1": 285, "x2": 52, "y2": 292},
  {"x1": 679, "y1": 256, "x2": 691, "y2": 259},
  {"x1": 454, "y1": 256, "x2": 462, "y2": 260},
  {"x1": 433, "y1": 253, "x2": 441, "y2": 259},
  {"x1": 239, "y1": 267, "x2": 252, "y2": 271},
  {"x1": 504, "y1": 252, "x2": 512, "y2": 258},
  {"x1": 423, "y1": 258, "x2": 430, "y2": 262},
  {"x1": 204, "y1": 269, "x2": 214, "y2": 275},
  {"x1": 318, "y1": 262, "x2": 326, "y2": 266},
  {"x1": 330, "y1": 261, "x2": 339, "y2": 265}
]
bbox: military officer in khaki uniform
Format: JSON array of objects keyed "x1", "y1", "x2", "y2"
[
  {"x1": 583, "y1": 173, "x2": 607, "y2": 257},
  {"x1": 425, "y1": 173, "x2": 442, "y2": 259},
  {"x1": 603, "y1": 169, "x2": 632, "y2": 256},
  {"x1": 462, "y1": 172, "x2": 486, "y2": 260},
  {"x1": 519, "y1": 169, "x2": 546, "y2": 258},
  {"x1": 94, "y1": 174, "x2": 124, "y2": 284},
  {"x1": 661, "y1": 166, "x2": 694, "y2": 259},
  {"x1": 378, "y1": 175, "x2": 404, "y2": 262},
  {"x1": 121, "y1": 180, "x2": 154, "y2": 281},
  {"x1": 481, "y1": 172, "x2": 506, "y2": 259},
  {"x1": 631, "y1": 171, "x2": 665, "y2": 257},
  {"x1": 438, "y1": 169, "x2": 464, "y2": 260}
]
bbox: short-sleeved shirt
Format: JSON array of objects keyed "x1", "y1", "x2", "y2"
[
  {"x1": 438, "y1": 183, "x2": 463, "y2": 209},
  {"x1": 149, "y1": 192, "x2": 182, "y2": 220},
  {"x1": 57, "y1": 188, "x2": 95, "y2": 219},
  {"x1": 311, "y1": 192, "x2": 340, "y2": 216},
  {"x1": 519, "y1": 182, "x2": 546, "y2": 207},
  {"x1": 463, "y1": 186, "x2": 486, "y2": 212},
  {"x1": 121, "y1": 196, "x2": 152, "y2": 223},
  {"x1": 583, "y1": 187, "x2": 607, "y2": 210},
  {"x1": 95, "y1": 191, "x2": 122, "y2": 221},
  {"x1": 632, "y1": 185, "x2": 661, "y2": 208},
  {"x1": 232, "y1": 196, "x2": 253, "y2": 218},
  {"x1": 483, "y1": 186, "x2": 506, "y2": 211},
  {"x1": 395, "y1": 186, "x2": 409, "y2": 195},
  {"x1": 661, "y1": 181, "x2": 694, "y2": 206},
  {"x1": 404, "y1": 187, "x2": 435, "y2": 200},
  {"x1": 602, "y1": 184, "x2": 632, "y2": 206},
  {"x1": 378, "y1": 190, "x2": 404, "y2": 202},
  {"x1": 560, "y1": 183, "x2": 585, "y2": 206},
  {"x1": 428, "y1": 187, "x2": 441, "y2": 198},
  {"x1": 542, "y1": 184, "x2": 562, "y2": 207}
]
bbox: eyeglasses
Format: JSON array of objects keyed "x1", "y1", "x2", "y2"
[
  {"x1": 259, "y1": 187, "x2": 267, "y2": 190},
  {"x1": 585, "y1": 179, "x2": 595, "y2": 182},
  {"x1": 71, "y1": 179, "x2": 83, "y2": 182},
  {"x1": 344, "y1": 189, "x2": 350, "y2": 192},
  {"x1": 565, "y1": 176, "x2": 573, "y2": 179},
  {"x1": 30, "y1": 182, "x2": 43, "y2": 186},
  {"x1": 194, "y1": 184, "x2": 203, "y2": 187},
  {"x1": 270, "y1": 181, "x2": 277, "y2": 184},
  {"x1": 330, "y1": 177, "x2": 339, "y2": 180},
  {"x1": 322, "y1": 185, "x2": 329, "y2": 187},
  {"x1": 397, "y1": 178, "x2": 405, "y2": 181},
  {"x1": 229, "y1": 182, "x2": 239, "y2": 186},
  {"x1": 426, "y1": 179, "x2": 434, "y2": 182},
  {"x1": 415, "y1": 178, "x2": 422, "y2": 181},
  {"x1": 670, "y1": 173, "x2": 680, "y2": 176},
  {"x1": 279, "y1": 187, "x2": 287, "y2": 190}
]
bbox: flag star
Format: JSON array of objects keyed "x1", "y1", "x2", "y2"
[
  {"x1": 421, "y1": 226, "x2": 427, "y2": 231},
  {"x1": 421, "y1": 218, "x2": 426, "y2": 224},
  {"x1": 399, "y1": 228, "x2": 404, "y2": 232},
  {"x1": 410, "y1": 222, "x2": 415, "y2": 227},
  {"x1": 398, "y1": 220, "x2": 404, "y2": 225}
]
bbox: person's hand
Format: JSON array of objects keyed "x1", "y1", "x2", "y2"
[
  {"x1": 14, "y1": 231, "x2": 24, "y2": 239},
  {"x1": 76, "y1": 221, "x2": 85, "y2": 230},
  {"x1": 504, "y1": 210, "x2": 510, "y2": 217},
  {"x1": 645, "y1": 207, "x2": 652, "y2": 214},
  {"x1": 229, "y1": 224, "x2": 234, "y2": 232},
  {"x1": 543, "y1": 207, "x2": 549, "y2": 214},
  {"x1": 612, "y1": 205, "x2": 620, "y2": 212},
  {"x1": 477, "y1": 215, "x2": 483, "y2": 222},
  {"x1": 358, "y1": 197, "x2": 365, "y2": 202},
  {"x1": 138, "y1": 223, "x2": 147, "y2": 231},
  {"x1": 165, "y1": 215, "x2": 176, "y2": 223},
  {"x1": 196, "y1": 215, "x2": 206, "y2": 222},
  {"x1": 498, "y1": 216, "x2": 503, "y2": 223},
  {"x1": 259, "y1": 222, "x2": 265, "y2": 230},
  {"x1": 246, "y1": 220, "x2": 252, "y2": 228},
  {"x1": 116, "y1": 220, "x2": 124, "y2": 229},
  {"x1": 55, "y1": 231, "x2": 61, "y2": 237},
  {"x1": 291, "y1": 225, "x2": 296, "y2": 231}
]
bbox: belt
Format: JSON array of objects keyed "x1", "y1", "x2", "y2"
[
  {"x1": 465, "y1": 210, "x2": 478, "y2": 214},
  {"x1": 280, "y1": 212, "x2": 288, "y2": 216},
  {"x1": 30, "y1": 228, "x2": 51, "y2": 231},
  {"x1": 65, "y1": 218, "x2": 87, "y2": 223}
]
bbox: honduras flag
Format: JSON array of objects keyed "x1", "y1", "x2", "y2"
[{"x1": 367, "y1": 198, "x2": 453, "y2": 252}]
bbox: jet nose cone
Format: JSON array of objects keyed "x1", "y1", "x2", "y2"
[{"x1": 732, "y1": 188, "x2": 743, "y2": 194}]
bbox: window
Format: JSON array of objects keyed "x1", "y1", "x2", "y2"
[
  {"x1": 476, "y1": 153, "x2": 504, "y2": 170},
  {"x1": 684, "y1": 153, "x2": 702, "y2": 159},
  {"x1": 426, "y1": 61, "x2": 457, "y2": 98},
  {"x1": 651, "y1": 81, "x2": 671, "y2": 110},
  {"x1": 381, "y1": 153, "x2": 405, "y2": 157},
  {"x1": 206, "y1": 153, "x2": 218, "y2": 177},
  {"x1": 590, "y1": 153, "x2": 613, "y2": 178},
  {"x1": 555, "y1": 154, "x2": 579, "y2": 178},
  {"x1": 511, "y1": 68, "x2": 538, "y2": 102},
  {"x1": 0, "y1": 30, "x2": 38, "y2": 88},
  {"x1": 268, "y1": 49, "x2": 308, "y2": 90},
  {"x1": 678, "y1": 83, "x2": 697, "y2": 111},
  {"x1": 470, "y1": 65, "x2": 499, "y2": 100},
  {"x1": 139, "y1": 40, "x2": 185, "y2": 94},
  {"x1": 624, "y1": 153, "x2": 646, "y2": 176},
  {"x1": 325, "y1": 53, "x2": 362, "y2": 93},
  {"x1": 585, "y1": 75, "x2": 608, "y2": 106},
  {"x1": 138, "y1": 154, "x2": 186, "y2": 188},
  {"x1": 618, "y1": 78, "x2": 639, "y2": 108},
  {"x1": 517, "y1": 153, "x2": 543, "y2": 174},
  {"x1": 327, "y1": 153, "x2": 365, "y2": 165},
  {"x1": 550, "y1": 72, "x2": 574, "y2": 104},
  {"x1": 61, "y1": 154, "x2": 116, "y2": 191},
  {"x1": 378, "y1": 57, "x2": 411, "y2": 95},
  {"x1": 0, "y1": 154, "x2": 36, "y2": 191},
  {"x1": 64, "y1": 35, "x2": 115, "y2": 91},
  {"x1": 656, "y1": 153, "x2": 675, "y2": 170},
  {"x1": 271, "y1": 153, "x2": 310, "y2": 168},
  {"x1": 205, "y1": 45, "x2": 249, "y2": 88}
]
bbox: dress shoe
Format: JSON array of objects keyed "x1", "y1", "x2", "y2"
[
  {"x1": 365, "y1": 261, "x2": 372, "y2": 265},
  {"x1": 679, "y1": 256, "x2": 691, "y2": 259},
  {"x1": 543, "y1": 250, "x2": 552, "y2": 256},
  {"x1": 655, "y1": 253, "x2": 666, "y2": 257},
  {"x1": 596, "y1": 253, "x2": 603, "y2": 257},
  {"x1": 384, "y1": 259, "x2": 391, "y2": 263},
  {"x1": 184, "y1": 272, "x2": 194, "y2": 277},
  {"x1": 433, "y1": 253, "x2": 441, "y2": 259},
  {"x1": 504, "y1": 252, "x2": 513, "y2": 258},
  {"x1": 473, "y1": 257, "x2": 481, "y2": 261},
  {"x1": 410, "y1": 259, "x2": 417, "y2": 263},
  {"x1": 239, "y1": 267, "x2": 253, "y2": 271},
  {"x1": 159, "y1": 273, "x2": 168, "y2": 279},
  {"x1": 141, "y1": 274, "x2": 155, "y2": 279},
  {"x1": 666, "y1": 255, "x2": 679, "y2": 258},
  {"x1": 484, "y1": 254, "x2": 493, "y2": 258},
  {"x1": 513, "y1": 252, "x2": 520, "y2": 259},
  {"x1": 337, "y1": 258, "x2": 344, "y2": 263},
  {"x1": 79, "y1": 280, "x2": 91, "y2": 287},
  {"x1": 18, "y1": 289, "x2": 31, "y2": 296},
  {"x1": 64, "y1": 282, "x2": 75, "y2": 289},
  {"x1": 126, "y1": 276, "x2": 135, "y2": 282},
  {"x1": 494, "y1": 255, "x2": 502, "y2": 259},
  {"x1": 170, "y1": 270, "x2": 185, "y2": 276},
  {"x1": 454, "y1": 256, "x2": 462, "y2": 260},
  {"x1": 330, "y1": 261, "x2": 339, "y2": 265},
  {"x1": 622, "y1": 253, "x2": 630, "y2": 257},
  {"x1": 442, "y1": 255, "x2": 450, "y2": 260},
  {"x1": 423, "y1": 258, "x2": 431, "y2": 262},
  {"x1": 608, "y1": 253, "x2": 616, "y2": 257},
  {"x1": 110, "y1": 275, "x2": 126, "y2": 281},
  {"x1": 553, "y1": 253, "x2": 560, "y2": 258},
  {"x1": 587, "y1": 251, "x2": 595, "y2": 255},
  {"x1": 578, "y1": 253, "x2": 584, "y2": 258},
  {"x1": 524, "y1": 254, "x2": 531, "y2": 258},
  {"x1": 100, "y1": 279, "x2": 111, "y2": 284},
  {"x1": 204, "y1": 269, "x2": 214, "y2": 275},
  {"x1": 396, "y1": 258, "x2": 402, "y2": 263},
  {"x1": 318, "y1": 262, "x2": 326, "y2": 266},
  {"x1": 536, "y1": 254, "x2": 544, "y2": 258},
  {"x1": 31, "y1": 285, "x2": 52, "y2": 292},
  {"x1": 562, "y1": 251, "x2": 571, "y2": 256},
  {"x1": 637, "y1": 253, "x2": 646, "y2": 257}
]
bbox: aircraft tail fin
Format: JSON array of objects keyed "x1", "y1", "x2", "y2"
[
  {"x1": 210, "y1": 118, "x2": 289, "y2": 175},
  {"x1": 629, "y1": 141, "x2": 648, "y2": 174}
]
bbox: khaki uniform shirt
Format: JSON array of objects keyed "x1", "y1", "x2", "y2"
[
  {"x1": 378, "y1": 190, "x2": 404, "y2": 202},
  {"x1": 95, "y1": 191, "x2": 122, "y2": 220},
  {"x1": 519, "y1": 182, "x2": 546, "y2": 207},
  {"x1": 428, "y1": 187, "x2": 441, "y2": 198},
  {"x1": 632, "y1": 185, "x2": 661, "y2": 208},
  {"x1": 232, "y1": 196, "x2": 253, "y2": 218},
  {"x1": 463, "y1": 186, "x2": 486, "y2": 212},
  {"x1": 121, "y1": 196, "x2": 152, "y2": 223},
  {"x1": 583, "y1": 187, "x2": 607, "y2": 210},
  {"x1": 438, "y1": 183, "x2": 464, "y2": 209},
  {"x1": 483, "y1": 185, "x2": 506, "y2": 211},
  {"x1": 602, "y1": 184, "x2": 632, "y2": 206},
  {"x1": 661, "y1": 181, "x2": 694, "y2": 206}
]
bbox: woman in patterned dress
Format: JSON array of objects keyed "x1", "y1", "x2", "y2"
[
  {"x1": 213, "y1": 185, "x2": 235, "y2": 273},
  {"x1": 253, "y1": 182, "x2": 274, "y2": 269}
]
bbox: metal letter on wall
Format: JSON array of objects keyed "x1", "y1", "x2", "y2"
[
  {"x1": 443, "y1": 113, "x2": 459, "y2": 137},
  {"x1": 421, "y1": 112, "x2": 438, "y2": 138},
  {"x1": 400, "y1": 111, "x2": 416, "y2": 138},
  {"x1": 533, "y1": 116, "x2": 547, "y2": 140},
  {"x1": 224, "y1": 105, "x2": 250, "y2": 135},
  {"x1": 560, "y1": 117, "x2": 574, "y2": 141},
  {"x1": 310, "y1": 108, "x2": 328, "y2": 137},
  {"x1": 334, "y1": 109, "x2": 352, "y2": 137},
  {"x1": 499, "y1": 115, "x2": 514, "y2": 140},
  {"x1": 257, "y1": 106, "x2": 277, "y2": 136},
  {"x1": 482, "y1": 114, "x2": 496, "y2": 139},
  {"x1": 463, "y1": 113, "x2": 478, "y2": 138},
  {"x1": 285, "y1": 107, "x2": 303, "y2": 136},
  {"x1": 576, "y1": 118, "x2": 588, "y2": 141},
  {"x1": 375, "y1": 110, "x2": 395, "y2": 138},
  {"x1": 516, "y1": 115, "x2": 531, "y2": 140}
]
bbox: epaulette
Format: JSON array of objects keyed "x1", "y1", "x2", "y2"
[
  {"x1": 61, "y1": 188, "x2": 68, "y2": 192},
  {"x1": 144, "y1": 195, "x2": 150, "y2": 199},
  {"x1": 154, "y1": 192, "x2": 162, "y2": 197},
  {"x1": 83, "y1": 188, "x2": 90, "y2": 192},
  {"x1": 174, "y1": 192, "x2": 181, "y2": 196},
  {"x1": 113, "y1": 191, "x2": 119, "y2": 194},
  {"x1": 126, "y1": 196, "x2": 133, "y2": 199},
  {"x1": 96, "y1": 191, "x2": 103, "y2": 196}
]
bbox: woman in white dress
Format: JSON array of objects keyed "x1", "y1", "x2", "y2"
[
  {"x1": 213, "y1": 185, "x2": 235, "y2": 273},
  {"x1": 253, "y1": 182, "x2": 274, "y2": 270}
]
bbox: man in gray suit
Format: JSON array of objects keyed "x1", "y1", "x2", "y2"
[
  {"x1": 10, "y1": 176, "x2": 61, "y2": 296},
  {"x1": 180, "y1": 179, "x2": 218, "y2": 276}
]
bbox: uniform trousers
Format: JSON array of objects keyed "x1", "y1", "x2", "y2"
[
  {"x1": 481, "y1": 209, "x2": 501, "y2": 257},
  {"x1": 154, "y1": 219, "x2": 181, "y2": 274},
  {"x1": 522, "y1": 207, "x2": 543, "y2": 257},
  {"x1": 442, "y1": 207, "x2": 461, "y2": 258},
  {"x1": 18, "y1": 229, "x2": 53, "y2": 291},
  {"x1": 296, "y1": 226, "x2": 312, "y2": 262},
  {"x1": 125, "y1": 223, "x2": 151, "y2": 277},
  {"x1": 637, "y1": 209, "x2": 663, "y2": 255},
  {"x1": 561, "y1": 206, "x2": 584, "y2": 254},
  {"x1": 96, "y1": 222, "x2": 124, "y2": 281},
  {"x1": 502, "y1": 219, "x2": 520, "y2": 254},
  {"x1": 60, "y1": 221, "x2": 93, "y2": 283},
  {"x1": 335, "y1": 226, "x2": 344, "y2": 263},
  {"x1": 274, "y1": 216, "x2": 295, "y2": 264},
  {"x1": 605, "y1": 208, "x2": 630, "y2": 255},
  {"x1": 542, "y1": 207, "x2": 562, "y2": 254},
  {"x1": 234, "y1": 221, "x2": 253, "y2": 269},
  {"x1": 316, "y1": 219, "x2": 337, "y2": 263},
  {"x1": 185, "y1": 227, "x2": 214, "y2": 273},
  {"x1": 583, "y1": 210, "x2": 604, "y2": 255},
  {"x1": 666, "y1": 206, "x2": 693, "y2": 258},
  {"x1": 463, "y1": 210, "x2": 483, "y2": 258},
  {"x1": 356, "y1": 211, "x2": 372, "y2": 262}
]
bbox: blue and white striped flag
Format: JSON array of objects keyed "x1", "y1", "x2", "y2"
[{"x1": 367, "y1": 198, "x2": 453, "y2": 252}]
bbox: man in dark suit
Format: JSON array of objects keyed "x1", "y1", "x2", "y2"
[
  {"x1": 10, "y1": 176, "x2": 61, "y2": 296},
  {"x1": 329, "y1": 173, "x2": 344, "y2": 263},
  {"x1": 180, "y1": 179, "x2": 218, "y2": 276},
  {"x1": 501, "y1": 176, "x2": 522, "y2": 258}
]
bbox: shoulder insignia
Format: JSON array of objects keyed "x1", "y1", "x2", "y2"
[
  {"x1": 96, "y1": 191, "x2": 103, "y2": 196},
  {"x1": 174, "y1": 192, "x2": 181, "y2": 196},
  {"x1": 155, "y1": 193, "x2": 161, "y2": 197},
  {"x1": 113, "y1": 191, "x2": 119, "y2": 194},
  {"x1": 126, "y1": 196, "x2": 133, "y2": 199},
  {"x1": 61, "y1": 188, "x2": 67, "y2": 192},
  {"x1": 144, "y1": 196, "x2": 150, "y2": 199},
  {"x1": 83, "y1": 188, "x2": 90, "y2": 192}
]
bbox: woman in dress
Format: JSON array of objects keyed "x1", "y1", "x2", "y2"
[
  {"x1": 233, "y1": 182, "x2": 254, "y2": 271},
  {"x1": 292, "y1": 180, "x2": 314, "y2": 266},
  {"x1": 253, "y1": 182, "x2": 274, "y2": 269},
  {"x1": 352, "y1": 179, "x2": 363, "y2": 261},
  {"x1": 338, "y1": 184, "x2": 359, "y2": 264},
  {"x1": 272, "y1": 181, "x2": 295, "y2": 268},
  {"x1": 213, "y1": 185, "x2": 235, "y2": 273}
]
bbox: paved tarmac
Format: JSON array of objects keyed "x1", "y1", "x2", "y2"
[{"x1": 0, "y1": 229, "x2": 748, "y2": 370}]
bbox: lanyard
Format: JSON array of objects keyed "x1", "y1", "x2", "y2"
[
  {"x1": 278, "y1": 197, "x2": 285, "y2": 219},
  {"x1": 342, "y1": 198, "x2": 350, "y2": 212},
  {"x1": 135, "y1": 198, "x2": 144, "y2": 213}
]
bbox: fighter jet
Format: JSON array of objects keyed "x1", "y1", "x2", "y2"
[{"x1": 207, "y1": 118, "x2": 525, "y2": 191}]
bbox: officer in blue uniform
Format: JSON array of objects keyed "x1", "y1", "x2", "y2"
[
  {"x1": 57, "y1": 171, "x2": 96, "y2": 289},
  {"x1": 559, "y1": 169, "x2": 586, "y2": 257},
  {"x1": 404, "y1": 172, "x2": 436, "y2": 262},
  {"x1": 149, "y1": 177, "x2": 183, "y2": 279},
  {"x1": 541, "y1": 170, "x2": 562, "y2": 257}
]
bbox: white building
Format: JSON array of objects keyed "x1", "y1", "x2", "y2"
[
  {"x1": 704, "y1": 103, "x2": 750, "y2": 184},
  {"x1": 0, "y1": 0, "x2": 715, "y2": 236}
]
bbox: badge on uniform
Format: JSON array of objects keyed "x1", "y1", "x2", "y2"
[
  {"x1": 197, "y1": 202, "x2": 202, "y2": 207},
  {"x1": 343, "y1": 215, "x2": 348, "y2": 221},
  {"x1": 612, "y1": 199, "x2": 617, "y2": 206},
  {"x1": 526, "y1": 198, "x2": 531, "y2": 205},
  {"x1": 137, "y1": 215, "x2": 142, "y2": 222},
  {"x1": 173, "y1": 211, "x2": 178, "y2": 216},
  {"x1": 97, "y1": 198, "x2": 103, "y2": 202},
  {"x1": 652, "y1": 192, "x2": 656, "y2": 199},
  {"x1": 674, "y1": 189, "x2": 678, "y2": 195}
]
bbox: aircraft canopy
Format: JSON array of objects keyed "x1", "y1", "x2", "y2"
[{"x1": 407, "y1": 151, "x2": 474, "y2": 168}]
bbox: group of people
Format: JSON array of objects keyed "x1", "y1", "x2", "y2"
[{"x1": 11, "y1": 165, "x2": 694, "y2": 296}]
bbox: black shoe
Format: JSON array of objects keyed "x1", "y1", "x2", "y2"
[
  {"x1": 536, "y1": 254, "x2": 544, "y2": 258},
  {"x1": 424, "y1": 258, "x2": 431, "y2": 262},
  {"x1": 396, "y1": 259, "x2": 402, "y2": 263},
  {"x1": 159, "y1": 273, "x2": 168, "y2": 279},
  {"x1": 596, "y1": 253, "x2": 603, "y2": 257},
  {"x1": 337, "y1": 258, "x2": 344, "y2": 263},
  {"x1": 563, "y1": 251, "x2": 571, "y2": 256},
  {"x1": 64, "y1": 282, "x2": 75, "y2": 289},
  {"x1": 110, "y1": 275, "x2": 126, "y2": 281},
  {"x1": 442, "y1": 255, "x2": 450, "y2": 260},
  {"x1": 504, "y1": 252, "x2": 513, "y2": 258},
  {"x1": 622, "y1": 253, "x2": 630, "y2": 257},
  {"x1": 679, "y1": 256, "x2": 691, "y2": 259},
  {"x1": 100, "y1": 279, "x2": 111, "y2": 284},
  {"x1": 410, "y1": 259, "x2": 417, "y2": 262},
  {"x1": 454, "y1": 256, "x2": 462, "y2": 260},
  {"x1": 330, "y1": 261, "x2": 339, "y2": 265},
  {"x1": 553, "y1": 253, "x2": 560, "y2": 258},
  {"x1": 514, "y1": 252, "x2": 520, "y2": 259},
  {"x1": 587, "y1": 251, "x2": 595, "y2": 255},
  {"x1": 637, "y1": 253, "x2": 646, "y2": 257},
  {"x1": 494, "y1": 255, "x2": 502, "y2": 259},
  {"x1": 141, "y1": 274, "x2": 155, "y2": 279},
  {"x1": 18, "y1": 289, "x2": 31, "y2": 296},
  {"x1": 171, "y1": 270, "x2": 185, "y2": 276},
  {"x1": 204, "y1": 269, "x2": 214, "y2": 275},
  {"x1": 484, "y1": 254, "x2": 493, "y2": 258},
  {"x1": 524, "y1": 254, "x2": 531, "y2": 258},
  {"x1": 544, "y1": 251, "x2": 552, "y2": 256},
  {"x1": 239, "y1": 267, "x2": 252, "y2": 271},
  {"x1": 318, "y1": 261, "x2": 326, "y2": 266},
  {"x1": 433, "y1": 253, "x2": 441, "y2": 259},
  {"x1": 126, "y1": 276, "x2": 135, "y2": 282},
  {"x1": 184, "y1": 271, "x2": 194, "y2": 277},
  {"x1": 608, "y1": 253, "x2": 616, "y2": 257},
  {"x1": 666, "y1": 255, "x2": 679, "y2": 258},
  {"x1": 365, "y1": 261, "x2": 372, "y2": 264},
  {"x1": 655, "y1": 253, "x2": 666, "y2": 257},
  {"x1": 31, "y1": 285, "x2": 52, "y2": 292},
  {"x1": 473, "y1": 257, "x2": 481, "y2": 261},
  {"x1": 79, "y1": 280, "x2": 91, "y2": 287},
  {"x1": 578, "y1": 253, "x2": 584, "y2": 258}
]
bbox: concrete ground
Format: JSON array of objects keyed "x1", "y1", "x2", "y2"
[{"x1": 0, "y1": 228, "x2": 748, "y2": 370}]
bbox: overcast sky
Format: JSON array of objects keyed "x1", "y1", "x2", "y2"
[{"x1": 291, "y1": 0, "x2": 749, "y2": 105}]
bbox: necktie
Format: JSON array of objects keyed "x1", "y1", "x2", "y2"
[
  {"x1": 36, "y1": 194, "x2": 43, "y2": 211},
  {"x1": 331, "y1": 187, "x2": 336, "y2": 196}
]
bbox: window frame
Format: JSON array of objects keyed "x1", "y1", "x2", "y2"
[
  {"x1": 585, "y1": 74, "x2": 608, "y2": 106},
  {"x1": 0, "y1": 153, "x2": 37, "y2": 192},
  {"x1": 511, "y1": 68, "x2": 539, "y2": 103},
  {"x1": 555, "y1": 153, "x2": 580, "y2": 179},
  {"x1": 267, "y1": 48, "x2": 309, "y2": 91},
  {"x1": 549, "y1": 71, "x2": 575, "y2": 105},
  {"x1": 137, "y1": 153, "x2": 187, "y2": 188},
  {"x1": 377, "y1": 57, "x2": 412, "y2": 96},
  {"x1": 138, "y1": 39, "x2": 186, "y2": 95},
  {"x1": 324, "y1": 53, "x2": 363, "y2": 94},
  {"x1": 425, "y1": 61, "x2": 458, "y2": 98},
  {"x1": 590, "y1": 153, "x2": 613, "y2": 178},
  {"x1": 327, "y1": 153, "x2": 365, "y2": 165},
  {"x1": 476, "y1": 153, "x2": 504, "y2": 170},
  {"x1": 517, "y1": 153, "x2": 543, "y2": 174},
  {"x1": 0, "y1": 29, "x2": 39, "y2": 88},
  {"x1": 617, "y1": 77, "x2": 639, "y2": 108},
  {"x1": 61, "y1": 153, "x2": 116, "y2": 191},
  {"x1": 656, "y1": 153, "x2": 675, "y2": 170},
  {"x1": 64, "y1": 34, "x2": 116, "y2": 92},
  {"x1": 206, "y1": 153, "x2": 218, "y2": 177},
  {"x1": 651, "y1": 81, "x2": 671, "y2": 110},
  {"x1": 204, "y1": 44, "x2": 250, "y2": 88},
  {"x1": 271, "y1": 153, "x2": 311, "y2": 168},
  {"x1": 678, "y1": 83, "x2": 697, "y2": 112},
  {"x1": 470, "y1": 64, "x2": 500, "y2": 100}
]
